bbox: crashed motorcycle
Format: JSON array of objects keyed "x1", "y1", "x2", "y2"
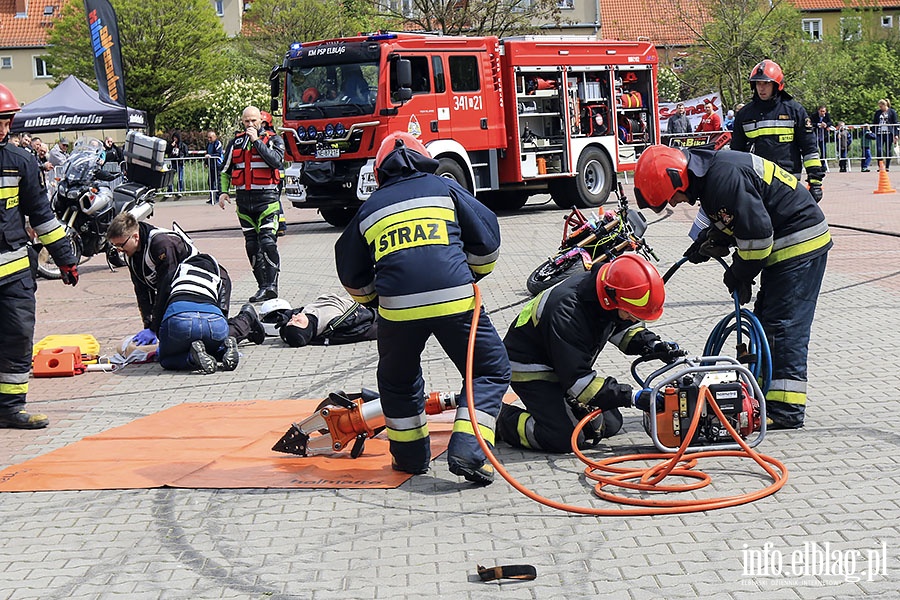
[
  {"x1": 34, "y1": 138, "x2": 155, "y2": 279},
  {"x1": 526, "y1": 182, "x2": 658, "y2": 296}
]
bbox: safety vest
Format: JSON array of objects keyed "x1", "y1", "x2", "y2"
[
  {"x1": 230, "y1": 132, "x2": 281, "y2": 191},
  {"x1": 169, "y1": 255, "x2": 221, "y2": 304},
  {"x1": 135, "y1": 227, "x2": 198, "y2": 288}
]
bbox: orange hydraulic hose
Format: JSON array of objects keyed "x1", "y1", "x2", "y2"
[{"x1": 464, "y1": 284, "x2": 788, "y2": 516}]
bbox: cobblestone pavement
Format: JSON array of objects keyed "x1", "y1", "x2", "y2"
[{"x1": 1, "y1": 169, "x2": 898, "y2": 599}]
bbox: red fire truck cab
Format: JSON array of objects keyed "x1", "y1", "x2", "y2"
[{"x1": 271, "y1": 32, "x2": 659, "y2": 226}]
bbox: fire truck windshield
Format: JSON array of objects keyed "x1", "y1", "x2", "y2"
[{"x1": 285, "y1": 62, "x2": 378, "y2": 120}]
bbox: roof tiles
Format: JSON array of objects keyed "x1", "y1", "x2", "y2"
[{"x1": 0, "y1": 1, "x2": 60, "y2": 49}]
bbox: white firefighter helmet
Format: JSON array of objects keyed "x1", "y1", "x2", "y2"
[{"x1": 259, "y1": 298, "x2": 292, "y2": 337}]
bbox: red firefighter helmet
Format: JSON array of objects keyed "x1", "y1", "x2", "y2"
[
  {"x1": 595, "y1": 254, "x2": 665, "y2": 321},
  {"x1": 0, "y1": 84, "x2": 21, "y2": 120},
  {"x1": 633, "y1": 145, "x2": 689, "y2": 213},
  {"x1": 259, "y1": 110, "x2": 273, "y2": 127},
  {"x1": 749, "y1": 59, "x2": 785, "y2": 92},
  {"x1": 374, "y1": 131, "x2": 430, "y2": 183}
]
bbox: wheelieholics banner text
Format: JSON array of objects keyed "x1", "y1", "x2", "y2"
[{"x1": 83, "y1": 0, "x2": 127, "y2": 106}]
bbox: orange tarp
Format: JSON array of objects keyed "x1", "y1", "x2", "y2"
[{"x1": 0, "y1": 399, "x2": 454, "y2": 492}]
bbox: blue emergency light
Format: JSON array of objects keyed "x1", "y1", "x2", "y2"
[{"x1": 288, "y1": 42, "x2": 302, "y2": 59}]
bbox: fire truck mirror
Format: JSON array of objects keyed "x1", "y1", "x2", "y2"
[
  {"x1": 270, "y1": 97, "x2": 279, "y2": 115},
  {"x1": 397, "y1": 59, "x2": 412, "y2": 89},
  {"x1": 270, "y1": 77, "x2": 280, "y2": 100}
]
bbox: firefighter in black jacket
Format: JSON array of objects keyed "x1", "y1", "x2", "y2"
[
  {"x1": 335, "y1": 132, "x2": 510, "y2": 485},
  {"x1": 634, "y1": 145, "x2": 832, "y2": 429},
  {"x1": 731, "y1": 59, "x2": 825, "y2": 200},
  {"x1": 498, "y1": 255, "x2": 677, "y2": 453},
  {"x1": 218, "y1": 106, "x2": 286, "y2": 303},
  {"x1": 0, "y1": 84, "x2": 78, "y2": 429}
]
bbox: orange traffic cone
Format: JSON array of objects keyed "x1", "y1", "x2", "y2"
[{"x1": 874, "y1": 160, "x2": 896, "y2": 194}]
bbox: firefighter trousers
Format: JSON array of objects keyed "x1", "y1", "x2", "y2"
[
  {"x1": 376, "y1": 309, "x2": 510, "y2": 473},
  {"x1": 755, "y1": 252, "x2": 828, "y2": 428},
  {"x1": 0, "y1": 276, "x2": 36, "y2": 416},
  {"x1": 497, "y1": 377, "x2": 623, "y2": 454}
]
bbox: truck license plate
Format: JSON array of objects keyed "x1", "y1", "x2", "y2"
[{"x1": 316, "y1": 148, "x2": 340, "y2": 158}]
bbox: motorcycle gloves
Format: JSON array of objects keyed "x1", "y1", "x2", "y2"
[
  {"x1": 59, "y1": 264, "x2": 79, "y2": 287},
  {"x1": 133, "y1": 328, "x2": 158, "y2": 346},
  {"x1": 723, "y1": 268, "x2": 754, "y2": 306},
  {"x1": 808, "y1": 181, "x2": 824, "y2": 203},
  {"x1": 586, "y1": 377, "x2": 634, "y2": 411}
]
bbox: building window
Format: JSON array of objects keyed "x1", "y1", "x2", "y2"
[
  {"x1": 558, "y1": 0, "x2": 573, "y2": 8},
  {"x1": 673, "y1": 57, "x2": 687, "y2": 71},
  {"x1": 391, "y1": 0, "x2": 414, "y2": 17},
  {"x1": 43, "y1": 6, "x2": 54, "y2": 15},
  {"x1": 1, "y1": 57, "x2": 12, "y2": 69},
  {"x1": 883, "y1": 15, "x2": 893, "y2": 28},
  {"x1": 840, "y1": 16, "x2": 861, "y2": 41},
  {"x1": 802, "y1": 19, "x2": 822, "y2": 41},
  {"x1": 215, "y1": 0, "x2": 224, "y2": 15},
  {"x1": 34, "y1": 56, "x2": 50, "y2": 78}
]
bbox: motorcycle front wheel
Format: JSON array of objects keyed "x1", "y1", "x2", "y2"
[
  {"x1": 526, "y1": 257, "x2": 582, "y2": 296},
  {"x1": 35, "y1": 232, "x2": 84, "y2": 280}
]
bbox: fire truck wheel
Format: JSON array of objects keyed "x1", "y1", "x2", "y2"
[
  {"x1": 478, "y1": 191, "x2": 528, "y2": 212},
  {"x1": 320, "y1": 206, "x2": 359, "y2": 228},
  {"x1": 434, "y1": 158, "x2": 471, "y2": 192},
  {"x1": 548, "y1": 180, "x2": 575, "y2": 209},
  {"x1": 573, "y1": 147, "x2": 613, "y2": 208}
]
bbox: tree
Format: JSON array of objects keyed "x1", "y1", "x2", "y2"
[
  {"x1": 239, "y1": 0, "x2": 392, "y2": 77},
  {"x1": 375, "y1": 0, "x2": 562, "y2": 37},
  {"x1": 46, "y1": 0, "x2": 229, "y2": 132},
  {"x1": 670, "y1": 0, "x2": 812, "y2": 111}
]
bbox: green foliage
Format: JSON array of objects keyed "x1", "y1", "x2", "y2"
[
  {"x1": 196, "y1": 79, "x2": 272, "y2": 137},
  {"x1": 377, "y1": 0, "x2": 560, "y2": 37},
  {"x1": 657, "y1": 68, "x2": 681, "y2": 102},
  {"x1": 46, "y1": 0, "x2": 228, "y2": 133}
]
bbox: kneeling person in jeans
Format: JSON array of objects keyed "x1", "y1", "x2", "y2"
[{"x1": 155, "y1": 253, "x2": 239, "y2": 374}]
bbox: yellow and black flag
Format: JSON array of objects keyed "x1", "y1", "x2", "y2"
[{"x1": 84, "y1": 0, "x2": 127, "y2": 106}]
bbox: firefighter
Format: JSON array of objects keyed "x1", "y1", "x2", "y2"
[
  {"x1": 497, "y1": 255, "x2": 679, "y2": 453},
  {"x1": 732, "y1": 59, "x2": 825, "y2": 200},
  {"x1": 218, "y1": 106, "x2": 286, "y2": 303},
  {"x1": 633, "y1": 144, "x2": 832, "y2": 430},
  {"x1": 0, "y1": 83, "x2": 78, "y2": 429},
  {"x1": 335, "y1": 132, "x2": 510, "y2": 485}
]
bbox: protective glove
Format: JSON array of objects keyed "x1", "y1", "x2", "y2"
[
  {"x1": 633, "y1": 389, "x2": 664, "y2": 412},
  {"x1": 723, "y1": 268, "x2": 754, "y2": 306},
  {"x1": 586, "y1": 377, "x2": 634, "y2": 411},
  {"x1": 808, "y1": 183, "x2": 823, "y2": 203},
  {"x1": 682, "y1": 230, "x2": 711, "y2": 264},
  {"x1": 646, "y1": 341, "x2": 687, "y2": 364},
  {"x1": 133, "y1": 328, "x2": 158, "y2": 346},
  {"x1": 59, "y1": 264, "x2": 79, "y2": 287}
]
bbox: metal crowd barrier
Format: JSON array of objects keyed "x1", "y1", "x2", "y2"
[{"x1": 663, "y1": 123, "x2": 900, "y2": 172}]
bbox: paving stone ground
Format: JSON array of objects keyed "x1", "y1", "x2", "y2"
[{"x1": 1, "y1": 168, "x2": 898, "y2": 599}]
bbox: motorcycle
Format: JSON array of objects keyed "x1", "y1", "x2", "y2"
[
  {"x1": 35, "y1": 137, "x2": 156, "y2": 279},
  {"x1": 526, "y1": 181, "x2": 658, "y2": 296}
]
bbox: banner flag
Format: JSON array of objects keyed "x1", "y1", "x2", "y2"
[{"x1": 84, "y1": 0, "x2": 127, "y2": 106}]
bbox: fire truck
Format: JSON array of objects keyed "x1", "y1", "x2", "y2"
[{"x1": 270, "y1": 32, "x2": 660, "y2": 226}]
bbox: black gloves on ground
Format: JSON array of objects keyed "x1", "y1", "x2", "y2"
[{"x1": 723, "y1": 268, "x2": 753, "y2": 305}]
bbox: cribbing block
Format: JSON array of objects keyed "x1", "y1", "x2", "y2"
[{"x1": 33, "y1": 347, "x2": 85, "y2": 377}]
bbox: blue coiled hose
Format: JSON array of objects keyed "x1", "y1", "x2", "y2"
[{"x1": 663, "y1": 256, "x2": 772, "y2": 394}]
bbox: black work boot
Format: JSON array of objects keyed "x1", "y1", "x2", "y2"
[
  {"x1": 239, "y1": 303, "x2": 266, "y2": 344},
  {"x1": 0, "y1": 410, "x2": 50, "y2": 429},
  {"x1": 249, "y1": 287, "x2": 277, "y2": 302}
]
